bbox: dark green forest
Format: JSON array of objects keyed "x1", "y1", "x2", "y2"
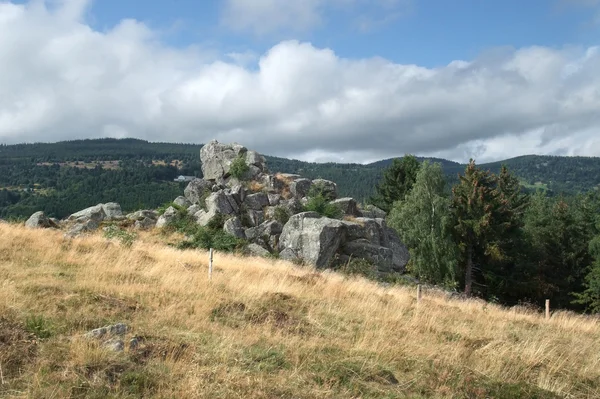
[{"x1": 1, "y1": 138, "x2": 600, "y2": 220}]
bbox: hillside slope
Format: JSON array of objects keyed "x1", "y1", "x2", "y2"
[
  {"x1": 1, "y1": 223, "x2": 598, "y2": 398},
  {"x1": 3, "y1": 139, "x2": 600, "y2": 221}
]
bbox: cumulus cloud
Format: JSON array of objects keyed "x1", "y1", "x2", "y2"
[{"x1": 1, "y1": 1, "x2": 600, "y2": 163}]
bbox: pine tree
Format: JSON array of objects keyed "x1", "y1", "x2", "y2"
[
  {"x1": 370, "y1": 155, "x2": 420, "y2": 212},
  {"x1": 451, "y1": 160, "x2": 502, "y2": 296}
]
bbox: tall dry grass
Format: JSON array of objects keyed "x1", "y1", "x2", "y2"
[{"x1": 0, "y1": 222, "x2": 599, "y2": 398}]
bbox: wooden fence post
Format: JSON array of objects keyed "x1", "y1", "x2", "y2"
[
  {"x1": 417, "y1": 284, "x2": 422, "y2": 303},
  {"x1": 209, "y1": 248, "x2": 213, "y2": 281},
  {"x1": 545, "y1": 299, "x2": 550, "y2": 320}
]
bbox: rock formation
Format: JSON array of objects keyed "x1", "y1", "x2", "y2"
[{"x1": 22, "y1": 139, "x2": 409, "y2": 275}]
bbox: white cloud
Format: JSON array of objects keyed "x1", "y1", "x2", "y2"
[
  {"x1": 220, "y1": 0, "x2": 412, "y2": 36},
  {"x1": 1, "y1": 1, "x2": 600, "y2": 164}
]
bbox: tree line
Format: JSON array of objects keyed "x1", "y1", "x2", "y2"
[{"x1": 374, "y1": 156, "x2": 600, "y2": 313}]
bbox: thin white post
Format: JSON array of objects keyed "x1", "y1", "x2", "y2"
[
  {"x1": 545, "y1": 299, "x2": 550, "y2": 320},
  {"x1": 417, "y1": 284, "x2": 422, "y2": 303},
  {"x1": 209, "y1": 248, "x2": 213, "y2": 281}
]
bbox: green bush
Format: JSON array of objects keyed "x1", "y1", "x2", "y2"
[
  {"x1": 229, "y1": 155, "x2": 249, "y2": 180},
  {"x1": 103, "y1": 225, "x2": 137, "y2": 247},
  {"x1": 337, "y1": 258, "x2": 378, "y2": 279},
  {"x1": 273, "y1": 206, "x2": 291, "y2": 225},
  {"x1": 178, "y1": 227, "x2": 244, "y2": 252},
  {"x1": 303, "y1": 195, "x2": 343, "y2": 219},
  {"x1": 25, "y1": 315, "x2": 53, "y2": 339}
]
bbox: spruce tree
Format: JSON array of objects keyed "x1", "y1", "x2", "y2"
[{"x1": 370, "y1": 155, "x2": 420, "y2": 212}]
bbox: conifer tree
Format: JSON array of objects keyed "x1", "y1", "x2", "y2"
[{"x1": 370, "y1": 155, "x2": 420, "y2": 212}]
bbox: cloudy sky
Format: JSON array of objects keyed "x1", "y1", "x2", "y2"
[{"x1": 1, "y1": 0, "x2": 599, "y2": 163}]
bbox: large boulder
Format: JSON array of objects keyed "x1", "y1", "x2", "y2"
[
  {"x1": 331, "y1": 198, "x2": 360, "y2": 217},
  {"x1": 244, "y1": 192, "x2": 269, "y2": 211},
  {"x1": 290, "y1": 178, "x2": 313, "y2": 199},
  {"x1": 184, "y1": 179, "x2": 213, "y2": 205},
  {"x1": 311, "y1": 179, "x2": 338, "y2": 200},
  {"x1": 68, "y1": 204, "x2": 106, "y2": 223},
  {"x1": 65, "y1": 219, "x2": 100, "y2": 237},
  {"x1": 173, "y1": 196, "x2": 192, "y2": 209},
  {"x1": 278, "y1": 212, "x2": 346, "y2": 268},
  {"x1": 206, "y1": 191, "x2": 238, "y2": 215},
  {"x1": 127, "y1": 210, "x2": 158, "y2": 221},
  {"x1": 381, "y1": 226, "x2": 410, "y2": 273},
  {"x1": 359, "y1": 204, "x2": 387, "y2": 219},
  {"x1": 156, "y1": 207, "x2": 178, "y2": 228},
  {"x1": 223, "y1": 217, "x2": 245, "y2": 239},
  {"x1": 341, "y1": 239, "x2": 394, "y2": 273},
  {"x1": 200, "y1": 140, "x2": 267, "y2": 180},
  {"x1": 25, "y1": 211, "x2": 58, "y2": 229},
  {"x1": 102, "y1": 203, "x2": 123, "y2": 220}
]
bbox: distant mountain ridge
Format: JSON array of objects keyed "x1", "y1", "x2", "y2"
[{"x1": 1, "y1": 138, "x2": 600, "y2": 219}]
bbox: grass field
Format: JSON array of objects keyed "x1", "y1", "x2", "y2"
[{"x1": 0, "y1": 222, "x2": 599, "y2": 398}]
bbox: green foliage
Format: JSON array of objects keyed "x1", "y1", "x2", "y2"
[
  {"x1": 303, "y1": 194, "x2": 343, "y2": 219},
  {"x1": 273, "y1": 206, "x2": 291, "y2": 225},
  {"x1": 229, "y1": 155, "x2": 249, "y2": 180},
  {"x1": 370, "y1": 155, "x2": 421, "y2": 212},
  {"x1": 337, "y1": 258, "x2": 378, "y2": 279},
  {"x1": 103, "y1": 225, "x2": 137, "y2": 247},
  {"x1": 388, "y1": 161, "x2": 458, "y2": 287},
  {"x1": 25, "y1": 315, "x2": 53, "y2": 339},
  {"x1": 308, "y1": 181, "x2": 336, "y2": 201},
  {"x1": 178, "y1": 224, "x2": 245, "y2": 252},
  {"x1": 451, "y1": 160, "x2": 504, "y2": 296}
]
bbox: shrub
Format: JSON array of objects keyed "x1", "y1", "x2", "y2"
[
  {"x1": 229, "y1": 155, "x2": 249, "y2": 180},
  {"x1": 303, "y1": 195, "x2": 343, "y2": 219},
  {"x1": 25, "y1": 315, "x2": 53, "y2": 339},
  {"x1": 308, "y1": 181, "x2": 336, "y2": 201},
  {"x1": 273, "y1": 206, "x2": 291, "y2": 225},
  {"x1": 103, "y1": 225, "x2": 137, "y2": 247},
  {"x1": 178, "y1": 227, "x2": 244, "y2": 252}
]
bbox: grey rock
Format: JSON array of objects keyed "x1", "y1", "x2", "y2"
[
  {"x1": 381, "y1": 227, "x2": 410, "y2": 273},
  {"x1": 65, "y1": 219, "x2": 100, "y2": 237},
  {"x1": 343, "y1": 218, "x2": 383, "y2": 245},
  {"x1": 85, "y1": 323, "x2": 128, "y2": 339},
  {"x1": 187, "y1": 204, "x2": 202, "y2": 216},
  {"x1": 127, "y1": 210, "x2": 157, "y2": 221},
  {"x1": 230, "y1": 184, "x2": 247, "y2": 205},
  {"x1": 246, "y1": 150, "x2": 266, "y2": 167},
  {"x1": 311, "y1": 179, "x2": 338, "y2": 200},
  {"x1": 330, "y1": 198, "x2": 360, "y2": 217},
  {"x1": 259, "y1": 220, "x2": 284, "y2": 236},
  {"x1": 104, "y1": 339, "x2": 125, "y2": 352},
  {"x1": 25, "y1": 211, "x2": 58, "y2": 229},
  {"x1": 244, "y1": 227, "x2": 259, "y2": 241},
  {"x1": 206, "y1": 191, "x2": 237, "y2": 215},
  {"x1": 246, "y1": 243, "x2": 271, "y2": 257},
  {"x1": 156, "y1": 206, "x2": 178, "y2": 228},
  {"x1": 245, "y1": 209, "x2": 265, "y2": 227},
  {"x1": 342, "y1": 239, "x2": 394, "y2": 272},
  {"x1": 278, "y1": 212, "x2": 346, "y2": 268},
  {"x1": 282, "y1": 198, "x2": 304, "y2": 215},
  {"x1": 279, "y1": 247, "x2": 299, "y2": 262},
  {"x1": 290, "y1": 178, "x2": 313, "y2": 198},
  {"x1": 267, "y1": 193, "x2": 281, "y2": 206},
  {"x1": 68, "y1": 204, "x2": 106, "y2": 222},
  {"x1": 200, "y1": 140, "x2": 250, "y2": 180},
  {"x1": 244, "y1": 192, "x2": 269, "y2": 211},
  {"x1": 173, "y1": 196, "x2": 192, "y2": 209},
  {"x1": 359, "y1": 204, "x2": 387, "y2": 219},
  {"x1": 224, "y1": 217, "x2": 245, "y2": 239},
  {"x1": 195, "y1": 209, "x2": 218, "y2": 227},
  {"x1": 184, "y1": 179, "x2": 213, "y2": 204},
  {"x1": 134, "y1": 217, "x2": 156, "y2": 230},
  {"x1": 102, "y1": 203, "x2": 123, "y2": 220},
  {"x1": 129, "y1": 337, "x2": 140, "y2": 351}
]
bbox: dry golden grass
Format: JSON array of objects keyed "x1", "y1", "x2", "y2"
[{"x1": 0, "y1": 222, "x2": 599, "y2": 398}]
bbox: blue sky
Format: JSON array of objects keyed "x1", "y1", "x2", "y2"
[
  {"x1": 1, "y1": 0, "x2": 600, "y2": 162},
  {"x1": 83, "y1": 0, "x2": 599, "y2": 66}
]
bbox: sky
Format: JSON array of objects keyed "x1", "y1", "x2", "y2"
[{"x1": 1, "y1": 0, "x2": 600, "y2": 163}]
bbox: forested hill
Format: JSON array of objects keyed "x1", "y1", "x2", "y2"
[{"x1": 2, "y1": 138, "x2": 600, "y2": 219}]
